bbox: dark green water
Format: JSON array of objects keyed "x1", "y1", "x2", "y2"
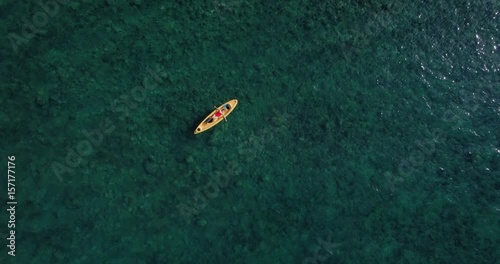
[{"x1": 1, "y1": 0, "x2": 499, "y2": 263}]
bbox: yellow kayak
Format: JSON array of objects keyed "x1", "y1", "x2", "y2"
[{"x1": 194, "y1": 99, "x2": 238, "y2": 134}]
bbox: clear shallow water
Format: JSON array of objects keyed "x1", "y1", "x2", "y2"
[{"x1": 1, "y1": 0, "x2": 499, "y2": 263}]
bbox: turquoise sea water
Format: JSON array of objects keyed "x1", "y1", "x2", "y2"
[{"x1": 1, "y1": 0, "x2": 499, "y2": 263}]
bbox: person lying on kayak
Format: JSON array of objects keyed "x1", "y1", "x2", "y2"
[{"x1": 206, "y1": 105, "x2": 229, "y2": 123}]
